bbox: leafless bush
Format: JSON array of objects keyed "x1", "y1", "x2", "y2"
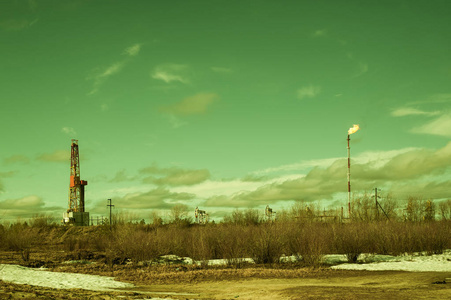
[
  {"x1": 332, "y1": 223, "x2": 367, "y2": 262},
  {"x1": 248, "y1": 223, "x2": 285, "y2": 265},
  {"x1": 223, "y1": 208, "x2": 262, "y2": 226},
  {"x1": 29, "y1": 214, "x2": 57, "y2": 228},
  {"x1": 216, "y1": 224, "x2": 249, "y2": 267},
  {"x1": 286, "y1": 222, "x2": 329, "y2": 267},
  {"x1": 107, "y1": 225, "x2": 161, "y2": 263},
  {"x1": 438, "y1": 199, "x2": 451, "y2": 220},
  {"x1": 2, "y1": 223, "x2": 34, "y2": 261}
]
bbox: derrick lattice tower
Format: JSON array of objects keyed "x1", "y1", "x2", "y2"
[
  {"x1": 68, "y1": 139, "x2": 88, "y2": 213},
  {"x1": 63, "y1": 139, "x2": 89, "y2": 226}
]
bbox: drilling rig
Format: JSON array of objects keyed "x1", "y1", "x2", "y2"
[
  {"x1": 62, "y1": 139, "x2": 89, "y2": 226},
  {"x1": 195, "y1": 207, "x2": 209, "y2": 224},
  {"x1": 265, "y1": 205, "x2": 276, "y2": 222}
]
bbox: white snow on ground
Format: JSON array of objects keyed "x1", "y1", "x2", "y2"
[
  {"x1": 1, "y1": 251, "x2": 450, "y2": 293},
  {"x1": 331, "y1": 250, "x2": 451, "y2": 272},
  {"x1": 0, "y1": 264, "x2": 133, "y2": 291}
]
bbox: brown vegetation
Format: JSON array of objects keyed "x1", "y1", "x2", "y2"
[{"x1": 0, "y1": 203, "x2": 450, "y2": 269}]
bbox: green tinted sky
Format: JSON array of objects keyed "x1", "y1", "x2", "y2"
[{"x1": 1, "y1": 0, "x2": 450, "y2": 221}]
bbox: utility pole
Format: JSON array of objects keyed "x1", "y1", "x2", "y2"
[
  {"x1": 374, "y1": 188, "x2": 380, "y2": 220},
  {"x1": 107, "y1": 199, "x2": 114, "y2": 226}
]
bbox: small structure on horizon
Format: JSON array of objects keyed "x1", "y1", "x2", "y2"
[
  {"x1": 265, "y1": 205, "x2": 276, "y2": 221},
  {"x1": 195, "y1": 207, "x2": 209, "y2": 224}
]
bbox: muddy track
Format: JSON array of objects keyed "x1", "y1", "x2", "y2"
[{"x1": 1, "y1": 270, "x2": 450, "y2": 299}]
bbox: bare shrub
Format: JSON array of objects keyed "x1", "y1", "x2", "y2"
[
  {"x1": 249, "y1": 224, "x2": 285, "y2": 265},
  {"x1": 333, "y1": 223, "x2": 367, "y2": 263},
  {"x1": 29, "y1": 214, "x2": 57, "y2": 229},
  {"x1": 404, "y1": 197, "x2": 423, "y2": 222},
  {"x1": 3, "y1": 223, "x2": 34, "y2": 261},
  {"x1": 107, "y1": 225, "x2": 161, "y2": 263},
  {"x1": 184, "y1": 226, "x2": 212, "y2": 264},
  {"x1": 438, "y1": 200, "x2": 451, "y2": 220},
  {"x1": 168, "y1": 204, "x2": 192, "y2": 225},
  {"x1": 286, "y1": 222, "x2": 328, "y2": 267},
  {"x1": 418, "y1": 221, "x2": 450, "y2": 255},
  {"x1": 217, "y1": 224, "x2": 249, "y2": 267}
]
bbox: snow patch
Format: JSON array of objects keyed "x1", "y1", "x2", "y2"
[
  {"x1": 331, "y1": 250, "x2": 451, "y2": 272},
  {"x1": 0, "y1": 264, "x2": 133, "y2": 291}
]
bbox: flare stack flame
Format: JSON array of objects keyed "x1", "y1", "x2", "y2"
[{"x1": 348, "y1": 124, "x2": 360, "y2": 135}]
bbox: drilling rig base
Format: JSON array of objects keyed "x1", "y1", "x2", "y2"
[{"x1": 62, "y1": 212, "x2": 89, "y2": 226}]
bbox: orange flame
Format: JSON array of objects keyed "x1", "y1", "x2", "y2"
[{"x1": 348, "y1": 124, "x2": 360, "y2": 135}]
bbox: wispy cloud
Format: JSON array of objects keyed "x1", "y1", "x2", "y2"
[
  {"x1": 87, "y1": 43, "x2": 141, "y2": 95},
  {"x1": 0, "y1": 18, "x2": 38, "y2": 31},
  {"x1": 412, "y1": 93, "x2": 451, "y2": 105},
  {"x1": 61, "y1": 127, "x2": 76, "y2": 136},
  {"x1": 0, "y1": 195, "x2": 64, "y2": 220},
  {"x1": 392, "y1": 95, "x2": 450, "y2": 137},
  {"x1": 203, "y1": 142, "x2": 451, "y2": 207},
  {"x1": 101, "y1": 103, "x2": 109, "y2": 111},
  {"x1": 4, "y1": 155, "x2": 30, "y2": 165},
  {"x1": 124, "y1": 43, "x2": 141, "y2": 56},
  {"x1": 297, "y1": 85, "x2": 321, "y2": 100},
  {"x1": 0, "y1": 171, "x2": 15, "y2": 192},
  {"x1": 312, "y1": 29, "x2": 327, "y2": 37},
  {"x1": 151, "y1": 64, "x2": 190, "y2": 84},
  {"x1": 109, "y1": 169, "x2": 135, "y2": 183},
  {"x1": 161, "y1": 93, "x2": 218, "y2": 116},
  {"x1": 255, "y1": 157, "x2": 341, "y2": 176},
  {"x1": 91, "y1": 187, "x2": 195, "y2": 212},
  {"x1": 166, "y1": 114, "x2": 187, "y2": 128},
  {"x1": 391, "y1": 107, "x2": 440, "y2": 117},
  {"x1": 211, "y1": 67, "x2": 233, "y2": 73},
  {"x1": 358, "y1": 62, "x2": 368, "y2": 74},
  {"x1": 140, "y1": 164, "x2": 211, "y2": 186},
  {"x1": 37, "y1": 150, "x2": 70, "y2": 162},
  {"x1": 411, "y1": 113, "x2": 451, "y2": 138}
]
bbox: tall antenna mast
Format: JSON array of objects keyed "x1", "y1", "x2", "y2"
[
  {"x1": 347, "y1": 125, "x2": 360, "y2": 218},
  {"x1": 347, "y1": 134, "x2": 351, "y2": 217}
]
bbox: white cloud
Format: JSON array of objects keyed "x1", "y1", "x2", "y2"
[
  {"x1": 297, "y1": 85, "x2": 321, "y2": 100},
  {"x1": 255, "y1": 157, "x2": 340, "y2": 175},
  {"x1": 99, "y1": 62, "x2": 124, "y2": 78},
  {"x1": 412, "y1": 93, "x2": 451, "y2": 105},
  {"x1": 358, "y1": 62, "x2": 368, "y2": 74},
  {"x1": 203, "y1": 142, "x2": 451, "y2": 207},
  {"x1": 161, "y1": 93, "x2": 218, "y2": 116},
  {"x1": 124, "y1": 43, "x2": 141, "y2": 56},
  {"x1": 211, "y1": 67, "x2": 233, "y2": 73},
  {"x1": 166, "y1": 114, "x2": 187, "y2": 128},
  {"x1": 151, "y1": 64, "x2": 189, "y2": 84},
  {"x1": 391, "y1": 107, "x2": 440, "y2": 117},
  {"x1": 61, "y1": 127, "x2": 76, "y2": 136},
  {"x1": 4, "y1": 155, "x2": 30, "y2": 165},
  {"x1": 0, "y1": 18, "x2": 38, "y2": 31},
  {"x1": 87, "y1": 43, "x2": 140, "y2": 94},
  {"x1": 0, "y1": 195, "x2": 64, "y2": 220},
  {"x1": 37, "y1": 150, "x2": 70, "y2": 162},
  {"x1": 87, "y1": 62, "x2": 125, "y2": 95},
  {"x1": 411, "y1": 113, "x2": 451, "y2": 137},
  {"x1": 140, "y1": 164, "x2": 211, "y2": 186},
  {"x1": 313, "y1": 29, "x2": 327, "y2": 37}
]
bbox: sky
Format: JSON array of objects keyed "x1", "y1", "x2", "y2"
[{"x1": 0, "y1": 0, "x2": 450, "y2": 222}]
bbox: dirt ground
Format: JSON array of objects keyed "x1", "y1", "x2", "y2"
[
  {"x1": 0, "y1": 250, "x2": 449, "y2": 299},
  {"x1": 1, "y1": 270, "x2": 450, "y2": 300}
]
